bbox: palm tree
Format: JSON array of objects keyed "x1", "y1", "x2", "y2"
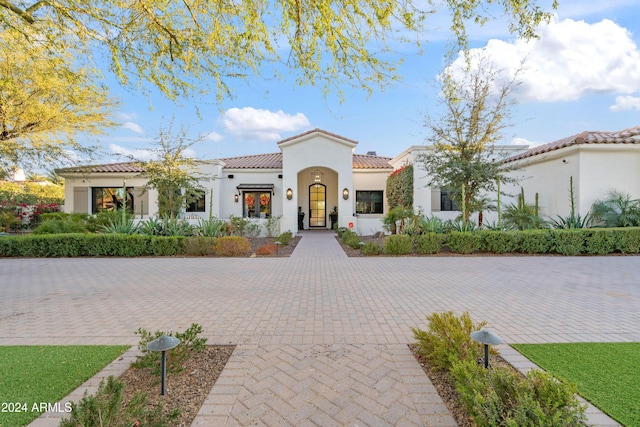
[{"x1": 590, "y1": 190, "x2": 640, "y2": 227}]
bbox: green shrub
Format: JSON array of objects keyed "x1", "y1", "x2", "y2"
[
  {"x1": 32, "y1": 219, "x2": 88, "y2": 234},
  {"x1": 340, "y1": 230, "x2": 363, "y2": 249},
  {"x1": 229, "y1": 215, "x2": 249, "y2": 236},
  {"x1": 275, "y1": 231, "x2": 293, "y2": 245},
  {"x1": 411, "y1": 310, "x2": 487, "y2": 371},
  {"x1": 611, "y1": 227, "x2": 640, "y2": 254},
  {"x1": 59, "y1": 376, "x2": 180, "y2": 427},
  {"x1": 184, "y1": 236, "x2": 217, "y2": 256},
  {"x1": 413, "y1": 233, "x2": 444, "y2": 254},
  {"x1": 194, "y1": 217, "x2": 227, "y2": 237},
  {"x1": 0, "y1": 234, "x2": 184, "y2": 257},
  {"x1": 214, "y1": 236, "x2": 251, "y2": 256},
  {"x1": 551, "y1": 230, "x2": 584, "y2": 255},
  {"x1": 133, "y1": 323, "x2": 208, "y2": 374},
  {"x1": 450, "y1": 359, "x2": 587, "y2": 427},
  {"x1": 361, "y1": 241, "x2": 383, "y2": 255},
  {"x1": 517, "y1": 230, "x2": 552, "y2": 254},
  {"x1": 446, "y1": 231, "x2": 482, "y2": 254},
  {"x1": 584, "y1": 229, "x2": 616, "y2": 254},
  {"x1": 384, "y1": 234, "x2": 413, "y2": 255},
  {"x1": 478, "y1": 230, "x2": 521, "y2": 254}
]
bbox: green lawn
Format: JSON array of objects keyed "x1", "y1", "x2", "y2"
[
  {"x1": 0, "y1": 345, "x2": 130, "y2": 427},
  {"x1": 512, "y1": 342, "x2": 640, "y2": 427}
]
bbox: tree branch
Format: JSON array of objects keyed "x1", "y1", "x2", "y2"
[{"x1": 0, "y1": 0, "x2": 35, "y2": 23}]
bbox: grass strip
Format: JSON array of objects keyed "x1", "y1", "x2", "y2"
[
  {"x1": 512, "y1": 342, "x2": 640, "y2": 427},
  {"x1": 0, "y1": 345, "x2": 129, "y2": 426}
]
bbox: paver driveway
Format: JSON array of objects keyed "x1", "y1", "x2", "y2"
[{"x1": 1, "y1": 231, "x2": 637, "y2": 426}]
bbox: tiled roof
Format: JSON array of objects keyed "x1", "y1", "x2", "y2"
[
  {"x1": 505, "y1": 126, "x2": 640, "y2": 163},
  {"x1": 56, "y1": 162, "x2": 145, "y2": 174},
  {"x1": 352, "y1": 154, "x2": 393, "y2": 169},
  {"x1": 221, "y1": 152, "x2": 392, "y2": 169},
  {"x1": 277, "y1": 128, "x2": 359, "y2": 146},
  {"x1": 220, "y1": 153, "x2": 283, "y2": 169}
]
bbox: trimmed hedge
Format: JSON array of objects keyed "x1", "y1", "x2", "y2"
[
  {"x1": 359, "y1": 227, "x2": 640, "y2": 256},
  {"x1": 0, "y1": 234, "x2": 185, "y2": 257}
]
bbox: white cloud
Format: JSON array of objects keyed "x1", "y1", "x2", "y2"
[
  {"x1": 117, "y1": 112, "x2": 138, "y2": 121},
  {"x1": 109, "y1": 144, "x2": 196, "y2": 161},
  {"x1": 221, "y1": 107, "x2": 310, "y2": 141},
  {"x1": 610, "y1": 95, "x2": 640, "y2": 111},
  {"x1": 203, "y1": 131, "x2": 224, "y2": 142},
  {"x1": 122, "y1": 121, "x2": 144, "y2": 134},
  {"x1": 449, "y1": 18, "x2": 640, "y2": 103}
]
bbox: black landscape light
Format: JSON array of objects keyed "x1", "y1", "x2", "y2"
[
  {"x1": 146, "y1": 335, "x2": 181, "y2": 395},
  {"x1": 275, "y1": 241, "x2": 281, "y2": 255},
  {"x1": 470, "y1": 329, "x2": 503, "y2": 368}
]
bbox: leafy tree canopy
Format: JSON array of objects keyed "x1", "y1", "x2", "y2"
[
  {"x1": 0, "y1": 0, "x2": 556, "y2": 101},
  {"x1": 418, "y1": 51, "x2": 522, "y2": 222},
  {"x1": 0, "y1": 28, "x2": 117, "y2": 169}
]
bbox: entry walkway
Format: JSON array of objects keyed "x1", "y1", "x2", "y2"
[{"x1": 4, "y1": 231, "x2": 631, "y2": 426}]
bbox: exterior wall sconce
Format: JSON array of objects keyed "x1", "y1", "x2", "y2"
[
  {"x1": 343, "y1": 188, "x2": 349, "y2": 200},
  {"x1": 286, "y1": 188, "x2": 293, "y2": 200},
  {"x1": 234, "y1": 194, "x2": 239, "y2": 203}
]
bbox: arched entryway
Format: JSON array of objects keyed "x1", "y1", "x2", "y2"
[{"x1": 309, "y1": 183, "x2": 326, "y2": 227}]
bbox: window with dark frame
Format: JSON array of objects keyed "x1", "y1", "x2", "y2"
[
  {"x1": 243, "y1": 191, "x2": 271, "y2": 218},
  {"x1": 355, "y1": 190, "x2": 383, "y2": 214},
  {"x1": 440, "y1": 189, "x2": 459, "y2": 211},
  {"x1": 92, "y1": 187, "x2": 134, "y2": 213},
  {"x1": 186, "y1": 191, "x2": 206, "y2": 212}
]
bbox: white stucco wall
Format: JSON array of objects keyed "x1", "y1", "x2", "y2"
[
  {"x1": 351, "y1": 169, "x2": 391, "y2": 235},
  {"x1": 280, "y1": 132, "x2": 356, "y2": 234},
  {"x1": 504, "y1": 144, "x2": 640, "y2": 219}
]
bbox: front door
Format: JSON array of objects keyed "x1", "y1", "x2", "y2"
[{"x1": 309, "y1": 183, "x2": 326, "y2": 227}]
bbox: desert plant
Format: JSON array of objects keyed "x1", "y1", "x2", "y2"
[
  {"x1": 214, "y1": 236, "x2": 251, "y2": 256},
  {"x1": 383, "y1": 206, "x2": 412, "y2": 234},
  {"x1": 133, "y1": 323, "x2": 207, "y2": 374},
  {"x1": 590, "y1": 190, "x2": 640, "y2": 227},
  {"x1": 255, "y1": 242, "x2": 276, "y2": 256},
  {"x1": 412, "y1": 310, "x2": 488, "y2": 371},
  {"x1": 245, "y1": 221, "x2": 262, "y2": 237},
  {"x1": 549, "y1": 213, "x2": 591, "y2": 229},
  {"x1": 502, "y1": 188, "x2": 547, "y2": 230},
  {"x1": 195, "y1": 217, "x2": 227, "y2": 237},
  {"x1": 59, "y1": 376, "x2": 180, "y2": 427},
  {"x1": 100, "y1": 216, "x2": 139, "y2": 235},
  {"x1": 138, "y1": 215, "x2": 193, "y2": 236},
  {"x1": 265, "y1": 215, "x2": 282, "y2": 237},
  {"x1": 229, "y1": 215, "x2": 249, "y2": 236},
  {"x1": 446, "y1": 219, "x2": 478, "y2": 233}
]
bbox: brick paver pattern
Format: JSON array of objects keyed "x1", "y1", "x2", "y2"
[{"x1": 2, "y1": 230, "x2": 636, "y2": 426}]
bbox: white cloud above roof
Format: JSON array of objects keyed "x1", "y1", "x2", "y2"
[
  {"x1": 203, "y1": 131, "x2": 224, "y2": 142},
  {"x1": 610, "y1": 95, "x2": 640, "y2": 111},
  {"x1": 449, "y1": 18, "x2": 640, "y2": 103},
  {"x1": 108, "y1": 144, "x2": 196, "y2": 161},
  {"x1": 221, "y1": 107, "x2": 311, "y2": 141}
]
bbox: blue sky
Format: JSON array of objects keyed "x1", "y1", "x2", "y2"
[{"x1": 97, "y1": 0, "x2": 640, "y2": 164}]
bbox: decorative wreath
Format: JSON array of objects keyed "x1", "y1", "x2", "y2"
[
  {"x1": 245, "y1": 195, "x2": 255, "y2": 206},
  {"x1": 260, "y1": 194, "x2": 270, "y2": 206}
]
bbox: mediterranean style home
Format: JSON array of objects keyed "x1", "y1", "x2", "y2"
[{"x1": 56, "y1": 126, "x2": 640, "y2": 235}]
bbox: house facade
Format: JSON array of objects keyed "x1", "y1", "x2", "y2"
[
  {"x1": 502, "y1": 126, "x2": 640, "y2": 220},
  {"x1": 56, "y1": 126, "x2": 640, "y2": 234}
]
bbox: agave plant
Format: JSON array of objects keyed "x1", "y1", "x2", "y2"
[
  {"x1": 195, "y1": 217, "x2": 227, "y2": 237},
  {"x1": 445, "y1": 219, "x2": 478, "y2": 232},
  {"x1": 590, "y1": 190, "x2": 640, "y2": 227},
  {"x1": 549, "y1": 213, "x2": 591, "y2": 229},
  {"x1": 100, "y1": 217, "x2": 139, "y2": 234}
]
